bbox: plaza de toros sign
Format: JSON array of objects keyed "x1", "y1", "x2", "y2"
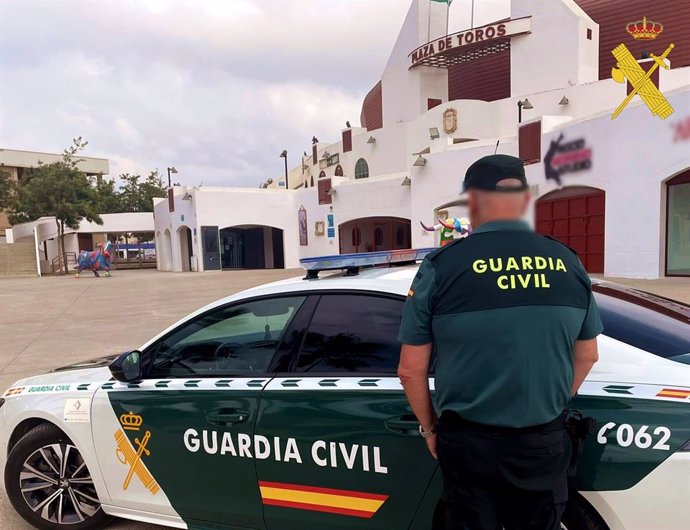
[{"x1": 409, "y1": 17, "x2": 532, "y2": 69}]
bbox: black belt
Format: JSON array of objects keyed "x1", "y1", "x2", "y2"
[{"x1": 440, "y1": 410, "x2": 568, "y2": 435}]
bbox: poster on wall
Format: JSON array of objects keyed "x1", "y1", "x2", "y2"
[
  {"x1": 327, "y1": 214, "x2": 335, "y2": 238},
  {"x1": 544, "y1": 134, "x2": 592, "y2": 186},
  {"x1": 298, "y1": 206, "x2": 308, "y2": 246}
]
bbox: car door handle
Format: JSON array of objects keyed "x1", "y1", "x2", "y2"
[
  {"x1": 206, "y1": 410, "x2": 250, "y2": 427},
  {"x1": 385, "y1": 415, "x2": 420, "y2": 436}
]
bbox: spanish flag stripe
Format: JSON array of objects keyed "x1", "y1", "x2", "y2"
[
  {"x1": 258, "y1": 481, "x2": 388, "y2": 501},
  {"x1": 657, "y1": 390, "x2": 690, "y2": 398},
  {"x1": 258, "y1": 481, "x2": 388, "y2": 518},
  {"x1": 259, "y1": 486, "x2": 385, "y2": 512},
  {"x1": 262, "y1": 498, "x2": 376, "y2": 519}
]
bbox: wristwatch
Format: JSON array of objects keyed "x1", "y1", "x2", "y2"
[{"x1": 419, "y1": 424, "x2": 438, "y2": 439}]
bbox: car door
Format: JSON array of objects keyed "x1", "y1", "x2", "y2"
[
  {"x1": 254, "y1": 292, "x2": 438, "y2": 530},
  {"x1": 91, "y1": 294, "x2": 308, "y2": 529}
]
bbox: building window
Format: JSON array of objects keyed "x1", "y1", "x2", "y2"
[
  {"x1": 586, "y1": 28, "x2": 592, "y2": 40},
  {"x1": 167, "y1": 188, "x2": 175, "y2": 212},
  {"x1": 355, "y1": 158, "x2": 369, "y2": 179},
  {"x1": 318, "y1": 178, "x2": 332, "y2": 205},
  {"x1": 342, "y1": 129, "x2": 352, "y2": 153},
  {"x1": 319, "y1": 170, "x2": 326, "y2": 179},
  {"x1": 519, "y1": 122, "x2": 541, "y2": 165},
  {"x1": 352, "y1": 227, "x2": 361, "y2": 247},
  {"x1": 428, "y1": 98, "x2": 442, "y2": 110},
  {"x1": 395, "y1": 225, "x2": 406, "y2": 247},
  {"x1": 335, "y1": 164, "x2": 343, "y2": 177},
  {"x1": 374, "y1": 227, "x2": 384, "y2": 246},
  {"x1": 310, "y1": 175, "x2": 314, "y2": 187},
  {"x1": 666, "y1": 171, "x2": 690, "y2": 276}
]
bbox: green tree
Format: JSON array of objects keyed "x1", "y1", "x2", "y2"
[
  {"x1": 94, "y1": 178, "x2": 122, "y2": 214},
  {"x1": 114, "y1": 171, "x2": 165, "y2": 265},
  {"x1": 118, "y1": 171, "x2": 166, "y2": 212},
  {"x1": 9, "y1": 138, "x2": 102, "y2": 273},
  {"x1": 0, "y1": 168, "x2": 17, "y2": 210}
]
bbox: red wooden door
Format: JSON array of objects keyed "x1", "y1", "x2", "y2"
[{"x1": 535, "y1": 190, "x2": 605, "y2": 273}]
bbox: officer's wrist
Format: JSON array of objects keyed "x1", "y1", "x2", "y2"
[{"x1": 419, "y1": 423, "x2": 438, "y2": 439}]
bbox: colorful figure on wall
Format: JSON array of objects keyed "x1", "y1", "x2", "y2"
[
  {"x1": 421, "y1": 217, "x2": 472, "y2": 246},
  {"x1": 75, "y1": 241, "x2": 114, "y2": 278}
]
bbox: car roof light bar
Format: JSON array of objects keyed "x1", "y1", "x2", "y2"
[{"x1": 300, "y1": 248, "x2": 435, "y2": 280}]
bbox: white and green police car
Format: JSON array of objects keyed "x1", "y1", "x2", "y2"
[{"x1": 1, "y1": 250, "x2": 689, "y2": 530}]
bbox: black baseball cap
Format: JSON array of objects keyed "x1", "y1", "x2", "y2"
[{"x1": 462, "y1": 154, "x2": 528, "y2": 193}]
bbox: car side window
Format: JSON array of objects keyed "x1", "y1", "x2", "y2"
[
  {"x1": 149, "y1": 296, "x2": 306, "y2": 378},
  {"x1": 295, "y1": 294, "x2": 404, "y2": 374}
]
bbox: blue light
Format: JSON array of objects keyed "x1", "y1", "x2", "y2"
[{"x1": 300, "y1": 248, "x2": 435, "y2": 276}]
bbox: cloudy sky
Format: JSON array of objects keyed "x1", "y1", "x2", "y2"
[{"x1": 0, "y1": 0, "x2": 508, "y2": 187}]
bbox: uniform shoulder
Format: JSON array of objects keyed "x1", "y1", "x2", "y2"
[
  {"x1": 425, "y1": 238, "x2": 467, "y2": 263},
  {"x1": 541, "y1": 235, "x2": 579, "y2": 256}
]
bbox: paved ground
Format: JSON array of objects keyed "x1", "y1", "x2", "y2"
[
  {"x1": 0, "y1": 269, "x2": 299, "y2": 530},
  {"x1": 0, "y1": 269, "x2": 687, "y2": 529}
]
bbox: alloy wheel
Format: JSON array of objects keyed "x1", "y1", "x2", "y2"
[{"x1": 19, "y1": 443, "x2": 100, "y2": 525}]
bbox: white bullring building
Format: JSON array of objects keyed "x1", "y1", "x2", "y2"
[{"x1": 154, "y1": 0, "x2": 690, "y2": 278}]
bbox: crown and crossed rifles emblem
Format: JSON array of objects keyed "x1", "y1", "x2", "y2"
[
  {"x1": 611, "y1": 16, "x2": 675, "y2": 120},
  {"x1": 114, "y1": 412, "x2": 160, "y2": 495}
]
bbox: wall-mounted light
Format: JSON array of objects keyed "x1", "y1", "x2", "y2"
[
  {"x1": 327, "y1": 188, "x2": 337, "y2": 196},
  {"x1": 182, "y1": 193, "x2": 192, "y2": 201},
  {"x1": 367, "y1": 136, "x2": 376, "y2": 144},
  {"x1": 517, "y1": 98, "x2": 533, "y2": 123},
  {"x1": 413, "y1": 155, "x2": 427, "y2": 167},
  {"x1": 401, "y1": 176, "x2": 411, "y2": 186},
  {"x1": 429, "y1": 127, "x2": 440, "y2": 140},
  {"x1": 559, "y1": 95, "x2": 569, "y2": 105}
]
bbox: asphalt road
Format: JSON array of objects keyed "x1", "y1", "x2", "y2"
[
  {"x1": 0, "y1": 268, "x2": 299, "y2": 529},
  {"x1": 0, "y1": 269, "x2": 688, "y2": 529}
]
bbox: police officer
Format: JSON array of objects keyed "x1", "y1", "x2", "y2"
[{"x1": 397, "y1": 154, "x2": 603, "y2": 530}]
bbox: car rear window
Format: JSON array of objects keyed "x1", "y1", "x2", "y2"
[
  {"x1": 295, "y1": 294, "x2": 404, "y2": 374},
  {"x1": 594, "y1": 286, "x2": 690, "y2": 359}
]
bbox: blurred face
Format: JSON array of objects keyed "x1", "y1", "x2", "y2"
[{"x1": 468, "y1": 178, "x2": 531, "y2": 226}]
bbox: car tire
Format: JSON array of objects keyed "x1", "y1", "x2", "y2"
[
  {"x1": 4, "y1": 423, "x2": 114, "y2": 530},
  {"x1": 561, "y1": 493, "x2": 609, "y2": 530}
]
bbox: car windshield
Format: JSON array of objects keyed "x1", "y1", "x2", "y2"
[{"x1": 594, "y1": 284, "x2": 690, "y2": 361}]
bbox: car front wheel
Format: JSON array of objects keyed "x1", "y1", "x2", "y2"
[{"x1": 5, "y1": 423, "x2": 114, "y2": 530}]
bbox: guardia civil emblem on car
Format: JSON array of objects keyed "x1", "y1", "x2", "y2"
[{"x1": 1, "y1": 251, "x2": 689, "y2": 530}]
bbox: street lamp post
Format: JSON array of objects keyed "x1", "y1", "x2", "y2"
[
  {"x1": 279, "y1": 150, "x2": 288, "y2": 189},
  {"x1": 167, "y1": 166, "x2": 178, "y2": 188}
]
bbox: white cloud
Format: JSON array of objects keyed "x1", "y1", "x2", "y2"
[{"x1": 0, "y1": 0, "x2": 509, "y2": 187}]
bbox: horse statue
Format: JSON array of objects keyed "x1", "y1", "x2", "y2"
[
  {"x1": 421, "y1": 217, "x2": 472, "y2": 247},
  {"x1": 75, "y1": 241, "x2": 113, "y2": 277}
]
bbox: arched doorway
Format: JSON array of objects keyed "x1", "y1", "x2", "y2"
[
  {"x1": 339, "y1": 217, "x2": 411, "y2": 254},
  {"x1": 535, "y1": 186, "x2": 605, "y2": 273},
  {"x1": 177, "y1": 226, "x2": 193, "y2": 272},
  {"x1": 219, "y1": 225, "x2": 285, "y2": 269},
  {"x1": 666, "y1": 169, "x2": 690, "y2": 276}
]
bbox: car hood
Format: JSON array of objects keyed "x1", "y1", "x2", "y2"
[
  {"x1": 8, "y1": 355, "x2": 119, "y2": 390},
  {"x1": 51, "y1": 354, "x2": 118, "y2": 372},
  {"x1": 10, "y1": 366, "x2": 112, "y2": 390}
]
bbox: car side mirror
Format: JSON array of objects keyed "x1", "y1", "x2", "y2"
[{"x1": 109, "y1": 350, "x2": 143, "y2": 383}]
